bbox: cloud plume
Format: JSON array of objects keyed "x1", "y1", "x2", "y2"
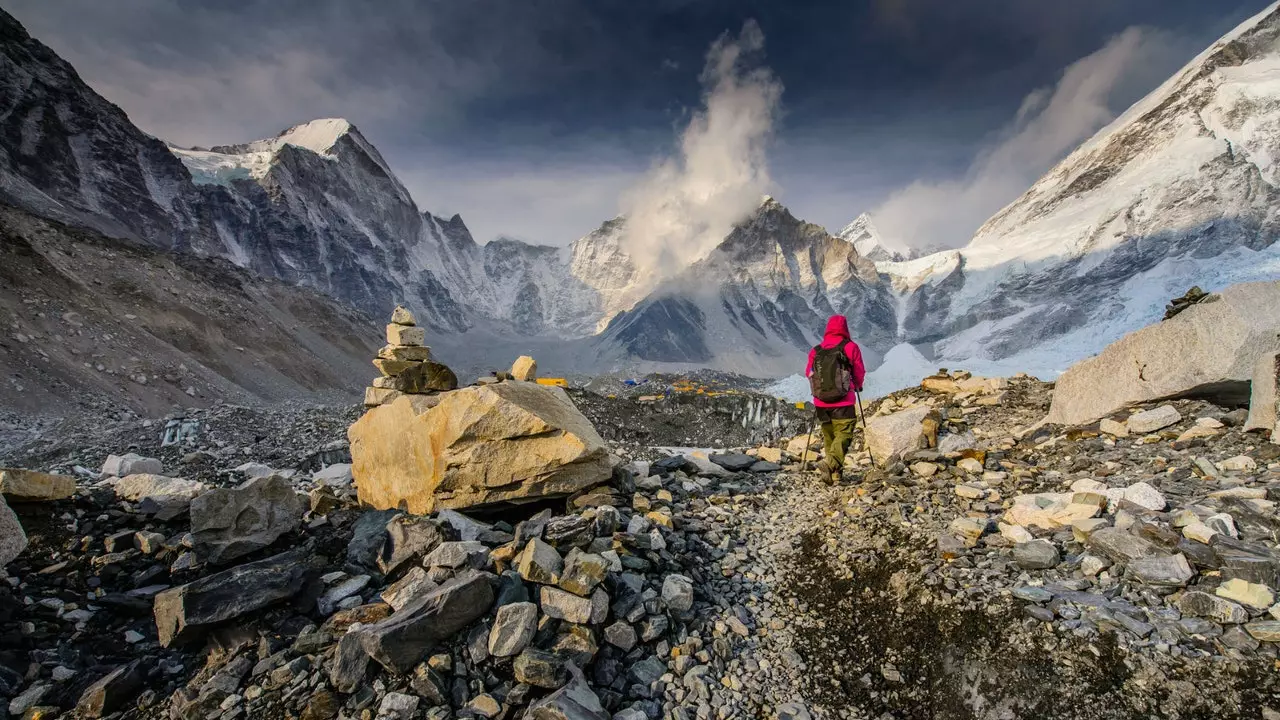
[
  {"x1": 618, "y1": 19, "x2": 783, "y2": 278},
  {"x1": 872, "y1": 26, "x2": 1188, "y2": 251}
]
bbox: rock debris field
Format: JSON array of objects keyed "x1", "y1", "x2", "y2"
[{"x1": 2, "y1": 368, "x2": 1280, "y2": 719}]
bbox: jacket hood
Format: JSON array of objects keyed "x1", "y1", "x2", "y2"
[{"x1": 821, "y1": 315, "x2": 850, "y2": 345}]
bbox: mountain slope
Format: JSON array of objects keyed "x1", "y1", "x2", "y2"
[
  {"x1": 864, "y1": 2, "x2": 1280, "y2": 379},
  {"x1": 600, "y1": 199, "x2": 897, "y2": 376},
  {"x1": 0, "y1": 204, "x2": 379, "y2": 415}
]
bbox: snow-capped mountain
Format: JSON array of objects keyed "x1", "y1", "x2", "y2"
[
  {"x1": 838, "y1": 214, "x2": 903, "y2": 263},
  {"x1": 600, "y1": 198, "x2": 898, "y2": 376},
  {"x1": 826, "y1": 2, "x2": 1280, "y2": 387}
]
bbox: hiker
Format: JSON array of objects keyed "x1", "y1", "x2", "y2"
[{"x1": 805, "y1": 314, "x2": 866, "y2": 485}]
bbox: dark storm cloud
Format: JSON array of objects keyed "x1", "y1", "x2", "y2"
[{"x1": 4, "y1": 0, "x2": 1264, "y2": 246}]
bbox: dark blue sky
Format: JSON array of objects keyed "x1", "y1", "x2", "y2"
[{"x1": 7, "y1": 0, "x2": 1263, "y2": 246}]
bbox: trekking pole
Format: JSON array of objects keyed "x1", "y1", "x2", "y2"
[
  {"x1": 799, "y1": 415, "x2": 815, "y2": 474},
  {"x1": 856, "y1": 391, "x2": 867, "y2": 431}
]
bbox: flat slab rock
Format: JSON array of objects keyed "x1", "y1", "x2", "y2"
[{"x1": 0, "y1": 468, "x2": 76, "y2": 502}]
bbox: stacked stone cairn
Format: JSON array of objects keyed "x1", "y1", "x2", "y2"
[{"x1": 365, "y1": 306, "x2": 458, "y2": 408}]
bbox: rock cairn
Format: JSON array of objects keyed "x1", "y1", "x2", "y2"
[{"x1": 364, "y1": 306, "x2": 458, "y2": 408}]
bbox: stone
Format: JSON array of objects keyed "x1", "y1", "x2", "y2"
[
  {"x1": 190, "y1": 475, "x2": 306, "y2": 564},
  {"x1": 518, "y1": 538, "x2": 564, "y2": 584},
  {"x1": 999, "y1": 522, "x2": 1034, "y2": 544},
  {"x1": 391, "y1": 305, "x2": 416, "y2": 325},
  {"x1": 423, "y1": 541, "x2": 488, "y2": 570},
  {"x1": 749, "y1": 460, "x2": 782, "y2": 473},
  {"x1": 956, "y1": 457, "x2": 984, "y2": 474},
  {"x1": 1206, "y1": 513, "x2": 1239, "y2": 538},
  {"x1": 629, "y1": 656, "x2": 667, "y2": 686},
  {"x1": 1217, "y1": 578, "x2": 1275, "y2": 609},
  {"x1": 378, "y1": 515, "x2": 445, "y2": 575},
  {"x1": 488, "y1": 601, "x2": 538, "y2": 657},
  {"x1": 1045, "y1": 281, "x2": 1280, "y2": 426},
  {"x1": 112, "y1": 473, "x2": 208, "y2": 519},
  {"x1": 380, "y1": 567, "x2": 438, "y2": 611},
  {"x1": 604, "y1": 621, "x2": 637, "y2": 650},
  {"x1": 1128, "y1": 553, "x2": 1194, "y2": 586},
  {"x1": 154, "y1": 547, "x2": 312, "y2": 646},
  {"x1": 954, "y1": 483, "x2": 984, "y2": 499},
  {"x1": 1183, "y1": 522, "x2": 1217, "y2": 544},
  {"x1": 515, "y1": 648, "x2": 569, "y2": 688},
  {"x1": 357, "y1": 573, "x2": 495, "y2": 673},
  {"x1": 1013, "y1": 540, "x2": 1060, "y2": 570},
  {"x1": 0, "y1": 468, "x2": 75, "y2": 501},
  {"x1": 1245, "y1": 621, "x2": 1280, "y2": 642},
  {"x1": 709, "y1": 453, "x2": 757, "y2": 472},
  {"x1": 378, "y1": 344, "x2": 432, "y2": 362},
  {"x1": 662, "y1": 574, "x2": 695, "y2": 612},
  {"x1": 511, "y1": 355, "x2": 538, "y2": 382},
  {"x1": 1012, "y1": 586, "x2": 1053, "y2": 603},
  {"x1": 1099, "y1": 418, "x2": 1129, "y2": 438},
  {"x1": 318, "y1": 575, "x2": 371, "y2": 615},
  {"x1": 466, "y1": 694, "x2": 502, "y2": 718},
  {"x1": 101, "y1": 453, "x2": 163, "y2": 477},
  {"x1": 865, "y1": 406, "x2": 932, "y2": 466},
  {"x1": 910, "y1": 462, "x2": 939, "y2": 478},
  {"x1": 526, "y1": 666, "x2": 608, "y2": 719},
  {"x1": 312, "y1": 463, "x2": 354, "y2": 487},
  {"x1": 1126, "y1": 406, "x2": 1183, "y2": 435},
  {"x1": 0, "y1": 494, "x2": 26, "y2": 566},
  {"x1": 541, "y1": 586, "x2": 593, "y2": 624},
  {"x1": 386, "y1": 323, "x2": 425, "y2": 346},
  {"x1": 1088, "y1": 527, "x2": 1162, "y2": 564},
  {"x1": 378, "y1": 692, "x2": 420, "y2": 720},
  {"x1": 921, "y1": 375, "x2": 961, "y2": 394},
  {"x1": 559, "y1": 553, "x2": 608, "y2": 596},
  {"x1": 350, "y1": 383, "x2": 612, "y2": 514},
  {"x1": 74, "y1": 661, "x2": 142, "y2": 718},
  {"x1": 364, "y1": 387, "x2": 402, "y2": 407},
  {"x1": 1122, "y1": 482, "x2": 1166, "y2": 512},
  {"x1": 392, "y1": 361, "x2": 458, "y2": 394},
  {"x1": 1246, "y1": 351, "x2": 1280, "y2": 439},
  {"x1": 937, "y1": 430, "x2": 977, "y2": 454},
  {"x1": 1218, "y1": 455, "x2": 1258, "y2": 473}
]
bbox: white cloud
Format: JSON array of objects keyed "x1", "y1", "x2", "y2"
[
  {"x1": 617, "y1": 19, "x2": 783, "y2": 278},
  {"x1": 872, "y1": 26, "x2": 1190, "y2": 251}
]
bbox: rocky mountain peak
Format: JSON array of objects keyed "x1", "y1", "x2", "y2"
[{"x1": 838, "y1": 213, "x2": 904, "y2": 263}]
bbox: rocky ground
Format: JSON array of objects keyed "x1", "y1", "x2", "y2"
[{"x1": 3, "y1": 373, "x2": 1280, "y2": 719}]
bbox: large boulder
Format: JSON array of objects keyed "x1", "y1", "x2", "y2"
[
  {"x1": 1246, "y1": 351, "x2": 1280, "y2": 441},
  {"x1": 349, "y1": 382, "x2": 611, "y2": 514},
  {"x1": 865, "y1": 406, "x2": 932, "y2": 467},
  {"x1": 190, "y1": 475, "x2": 306, "y2": 564},
  {"x1": 0, "y1": 468, "x2": 75, "y2": 501},
  {"x1": 0, "y1": 494, "x2": 27, "y2": 566},
  {"x1": 1046, "y1": 281, "x2": 1280, "y2": 426},
  {"x1": 154, "y1": 548, "x2": 313, "y2": 646}
]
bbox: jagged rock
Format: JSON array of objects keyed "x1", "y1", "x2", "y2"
[
  {"x1": 488, "y1": 601, "x2": 537, "y2": 657},
  {"x1": 709, "y1": 453, "x2": 757, "y2": 472},
  {"x1": 349, "y1": 383, "x2": 611, "y2": 514},
  {"x1": 100, "y1": 453, "x2": 163, "y2": 477},
  {"x1": 154, "y1": 547, "x2": 313, "y2": 646},
  {"x1": 112, "y1": 474, "x2": 208, "y2": 518},
  {"x1": 378, "y1": 692, "x2": 420, "y2": 720},
  {"x1": 378, "y1": 515, "x2": 446, "y2": 575},
  {"x1": 190, "y1": 475, "x2": 306, "y2": 564},
  {"x1": 423, "y1": 541, "x2": 489, "y2": 570},
  {"x1": 1126, "y1": 406, "x2": 1183, "y2": 435},
  {"x1": 1245, "y1": 621, "x2": 1280, "y2": 642},
  {"x1": 604, "y1": 621, "x2": 638, "y2": 650},
  {"x1": 511, "y1": 355, "x2": 538, "y2": 382},
  {"x1": 937, "y1": 430, "x2": 977, "y2": 454},
  {"x1": 1128, "y1": 553, "x2": 1194, "y2": 586},
  {"x1": 392, "y1": 361, "x2": 458, "y2": 394},
  {"x1": 347, "y1": 509, "x2": 399, "y2": 570},
  {"x1": 1088, "y1": 527, "x2": 1163, "y2": 564},
  {"x1": 865, "y1": 406, "x2": 932, "y2": 466},
  {"x1": 357, "y1": 573, "x2": 495, "y2": 673},
  {"x1": 1046, "y1": 280, "x2": 1280, "y2": 426},
  {"x1": 1099, "y1": 418, "x2": 1129, "y2": 437},
  {"x1": 0, "y1": 468, "x2": 75, "y2": 501},
  {"x1": 0, "y1": 494, "x2": 26, "y2": 566},
  {"x1": 391, "y1": 305, "x2": 416, "y2": 325},
  {"x1": 1216, "y1": 578, "x2": 1275, "y2": 609},
  {"x1": 662, "y1": 574, "x2": 695, "y2": 611},
  {"x1": 1013, "y1": 540, "x2": 1060, "y2": 570},
  {"x1": 1179, "y1": 591, "x2": 1249, "y2": 624},
  {"x1": 312, "y1": 463, "x2": 354, "y2": 487},
  {"x1": 525, "y1": 666, "x2": 608, "y2": 719},
  {"x1": 381, "y1": 567, "x2": 438, "y2": 611},
  {"x1": 386, "y1": 323, "x2": 425, "y2": 346},
  {"x1": 514, "y1": 648, "x2": 569, "y2": 689},
  {"x1": 75, "y1": 661, "x2": 142, "y2": 718},
  {"x1": 559, "y1": 552, "x2": 608, "y2": 596},
  {"x1": 1246, "y1": 351, "x2": 1280, "y2": 440},
  {"x1": 541, "y1": 586, "x2": 594, "y2": 623}
]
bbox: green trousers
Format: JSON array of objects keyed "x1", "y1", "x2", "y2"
[{"x1": 820, "y1": 418, "x2": 857, "y2": 473}]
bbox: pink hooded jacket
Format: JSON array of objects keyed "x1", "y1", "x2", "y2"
[{"x1": 804, "y1": 315, "x2": 866, "y2": 408}]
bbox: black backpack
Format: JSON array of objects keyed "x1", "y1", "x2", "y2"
[{"x1": 809, "y1": 342, "x2": 853, "y2": 403}]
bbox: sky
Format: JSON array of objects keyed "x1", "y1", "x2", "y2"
[{"x1": 6, "y1": 0, "x2": 1264, "y2": 250}]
